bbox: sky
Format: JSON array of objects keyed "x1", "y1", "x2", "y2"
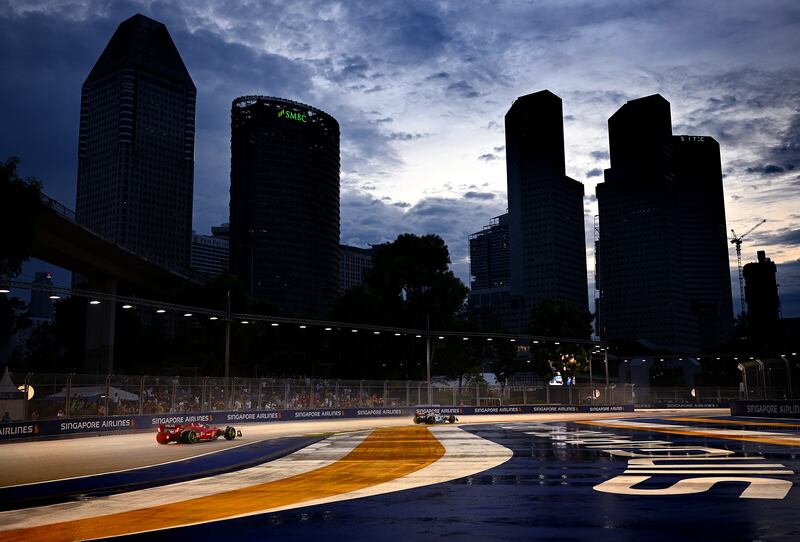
[{"x1": 1, "y1": 0, "x2": 799, "y2": 316}]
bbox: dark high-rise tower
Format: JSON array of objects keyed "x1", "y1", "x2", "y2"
[
  {"x1": 744, "y1": 250, "x2": 780, "y2": 351},
  {"x1": 230, "y1": 96, "x2": 340, "y2": 317},
  {"x1": 76, "y1": 14, "x2": 196, "y2": 272},
  {"x1": 505, "y1": 91, "x2": 589, "y2": 326},
  {"x1": 673, "y1": 135, "x2": 735, "y2": 349},
  {"x1": 596, "y1": 95, "x2": 733, "y2": 353}
]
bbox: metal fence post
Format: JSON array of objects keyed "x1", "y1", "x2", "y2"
[
  {"x1": 546, "y1": 383, "x2": 550, "y2": 405},
  {"x1": 171, "y1": 377, "x2": 177, "y2": 413},
  {"x1": 66, "y1": 372, "x2": 74, "y2": 419},
  {"x1": 285, "y1": 380, "x2": 290, "y2": 409},
  {"x1": 105, "y1": 374, "x2": 112, "y2": 417},
  {"x1": 257, "y1": 379, "x2": 263, "y2": 410},
  {"x1": 476, "y1": 382, "x2": 480, "y2": 406},
  {"x1": 139, "y1": 375, "x2": 146, "y2": 415},
  {"x1": 384, "y1": 380, "x2": 388, "y2": 407}
]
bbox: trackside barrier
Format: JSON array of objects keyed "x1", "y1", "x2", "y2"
[
  {"x1": 635, "y1": 402, "x2": 729, "y2": 409},
  {"x1": 730, "y1": 400, "x2": 800, "y2": 419},
  {"x1": 0, "y1": 404, "x2": 634, "y2": 442}
]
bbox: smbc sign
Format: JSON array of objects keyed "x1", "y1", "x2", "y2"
[{"x1": 277, "y1": 109, "x2": 307, "y2": 123}]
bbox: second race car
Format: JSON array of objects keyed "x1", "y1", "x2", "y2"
[{"x1": 413, "y1": 411, "x2": 458, "y2": 424}]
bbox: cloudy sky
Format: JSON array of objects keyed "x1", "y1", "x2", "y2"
[{"x1": 1, "y1": 0, "x2": 799, "y2": 315}]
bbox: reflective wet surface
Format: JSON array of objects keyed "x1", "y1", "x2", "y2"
[{"x1": 119, "y1": 417, "x2": 800, "y2": 541}]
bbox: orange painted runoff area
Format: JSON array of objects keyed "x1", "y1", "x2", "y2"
[
  {"x1": 2, "y1": 426, "x2": 445, "y2": 542},
  {"x1": 669, "y1": 417, "x2": 800, "y2": 428},
  {"x1": 578, "y1": 420, "x2": 800, "y2": 447}
]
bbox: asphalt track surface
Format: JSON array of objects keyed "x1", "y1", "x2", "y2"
[{"x1": 1, "y1": 409, "x2": 799, "y2": 541}]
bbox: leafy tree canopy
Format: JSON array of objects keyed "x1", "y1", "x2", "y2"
[
  {"x1": 527, "y1": 299, "x2": 594, "y2": 382},
  {"x1": 1, "y1": 157, "x2": 45, "y2": 279}
]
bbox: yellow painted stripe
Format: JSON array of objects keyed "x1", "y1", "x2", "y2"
[
  {"x1": 670, "y1": 417, "x2": 800, "y2": 428},
  {"x1": 577, "y1": 421, "x2": 800, "y2": 447},
  {"x1": 1, "y1": 426, "x2": 445, "y2": 542}
]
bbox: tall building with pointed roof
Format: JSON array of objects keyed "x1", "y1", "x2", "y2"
[{"x1": 76, "y1": 14, "x2": 196, "y2": 272}]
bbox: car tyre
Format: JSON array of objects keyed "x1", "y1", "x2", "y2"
[
  {"x1": 184, "y1": 430, "x2": 197, "y2": 444},
  {"x1": 224, "y1": 426, "x2": 237, "y2": 440}
]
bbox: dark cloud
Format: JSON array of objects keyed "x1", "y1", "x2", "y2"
[
  {"x1": 341, "y1": 190, "x2": 506, "y2": 281},
  {"x1": 464, "y1": 191, "x2": 496, "y2": 200},
  {"x1": 589, "y1": 150, "x2": 609, "y2": 161},
  {"x1": 584, "y1": 194, "x2": 597, "y2": 203},
  {"x1": 586, "y1": 168, "x2": 603, "y2": 178},
  {"x1": 478, "y1": 153, "x2": 498, "y2": 161},
  {"x1": 446, "y1": 80, "x2": 480, "y2": 98},
  {"x1": 493, "y1": 145, "x2": 505, "y2": 152},
  {"x1": 388, "y1": 132, "x2": 428, "y2": 141},
  {"x1": 426, "y1": 71, "x2": 449, "y2": 80}
]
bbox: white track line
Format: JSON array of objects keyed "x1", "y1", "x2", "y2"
[{"x1": 0, "y1": 432, "x2": 369, "y2": 531}]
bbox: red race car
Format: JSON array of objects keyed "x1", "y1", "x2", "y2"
[{"x1": 156, "y1": 421, "x2": 241, "y2": 444}]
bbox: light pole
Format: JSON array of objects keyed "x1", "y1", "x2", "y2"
[
  {"x1": 426, "y1": 314, "x2": 432, "y2": 405},
  {"x1": 224, "y1": 289, "x2": 231, "y2": 406}
]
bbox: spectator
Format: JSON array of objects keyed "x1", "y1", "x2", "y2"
[
  {"x1": 57, "y1": 409, "x2": 65, "y2": 417},
  {"x1": 30, "y1": 410, "x2": 39, "y2": 421},
  {"x1": 1, "y1": 411, "x2": 11, "y2": 423}
]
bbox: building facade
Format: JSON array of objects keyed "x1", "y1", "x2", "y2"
[
  {"x1": 744, "y1": 250, "x2": 781, "y2": 351},
  {"x1": 505, "y1": 90, "x2": 589, "y2": 330},
  {"x1": 230, "y1": 96, "x2": 340, "y2": 316},
  {"x1": 468, "y1": 214, "x2": 524, "y2": 331},
  {"x1": 596, "y1": 95, "x2": 733, "y2": 353},
  {"x1": 75, "y1": 14, "x2": 196, "y2": 273},
  {"x1": 191, "y1": 231, "x2": 229, "y2": 278},
  {"x1": 339, "y1": 245, "x2": 373, "y2": 294}
]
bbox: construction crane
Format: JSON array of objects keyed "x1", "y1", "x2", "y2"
[{"x1": 730, "y1": 219, "x2": 766, "y2": 315}]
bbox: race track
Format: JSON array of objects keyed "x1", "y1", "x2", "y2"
[{"x1": 2, "y1": 409, "x2": 799, "y2": 541}]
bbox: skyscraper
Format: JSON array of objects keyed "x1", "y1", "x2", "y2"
[
  {"x1": 339, "y1": 244, "x2": 373, "y2": 295},
  {"x1": 744, "y1": 250, "x2": 781, "y2": 351},
  {"x1": 76, "y1": 14, "x2": 196, "y2": 273},
  {"x1": 596, "y1": 95, "x2": 733, "y2": 353},
  {"x1": 673, "y1": 135, "x2": 735, "y2": 349},
  {"x1": 230, "y1": 96, "x2": 340, "y2": 317},
  {"x1": 468, "y1": 214, "x2": 521, "y2": 331},
  {"x1": 505, "y1": 91, "x2": 589, "y2": 328}
]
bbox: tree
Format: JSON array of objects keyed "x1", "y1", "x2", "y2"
[
  {"x1": 0, "y1": 157, "x2": 45, "y2": 279},
  {"x1": 0, "y1": 295, "x2": 30, "y2": 355},
  {"x1": 331, "y1": 234, "x2": 469, "y2": 378},
  {"x1": 527, "y1": 299, "x2": 594, "y2": 382}
]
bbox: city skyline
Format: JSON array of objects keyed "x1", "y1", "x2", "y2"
[{"x1": 1, "y1": 1, "x2": 798, "y2": 315}]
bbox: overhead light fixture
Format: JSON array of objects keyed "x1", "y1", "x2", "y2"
[
  {"x1": 324, "y1": 327, "x2": 332, "y2": 331},
  {"x1": 271, "y1": 323, "x2": 279, "y2": 327},
  {"x1": 438, "y1": 336, "x2": 444, "y2": 340},
  {"x1": 184, "y1": 313, "x2": 192, "y2": 317},
  {"x1": 394, "y1": 333, "x2": 401, "y2": 336},
  {"x1": 415, "y1": 334, "x2": 422, "y2": 338},
  {"x1": 351, "y1": 329, "x2": 358, "y2": 333},
  {"x1": 49, "y1": 295, "x2": 61, "y2": 300},
  {"x1": 242, "y1": 320, "x2": 250, "y2": 324},
  {"x1": 299, "y1": 325, "x2": 307, "y2": 329},
  {"x1": 533, "y1": 340, "x2": 539, "y2": 344},
  {"x1": 510, "y1": 339, "x2": 515, "y2": 342},
  {"x1": 0, "y1": 288, "x2": 10, "y2": 294},
  {"x1": 486, "y1": 338, "x2": 493, "y2": 341},
  {"x1": 156, "y1": 309, "x2": 166, "y2": 313},
  {"x1": 373, "y1": 331, "x2": 380, "y2": 335},
  {"x1": 209, "y1": 316, "x2": 218, "y2": 321},
  {"x1": 89, "y1": 300, "x2": 101, "y2": 305},
  {"x1": 462, "y1": 337, "x2": 468, "y2": 341},
  {"x1": 122, "y1": 304, "x2": 133, "y2": 309},
  {"x1": 554, "y1": 341, "x2": 560, "y2": 345}
]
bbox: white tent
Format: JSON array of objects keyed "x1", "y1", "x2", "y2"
[{"x1": 0, "y1": 366, "x2": 24, "y2": 422}]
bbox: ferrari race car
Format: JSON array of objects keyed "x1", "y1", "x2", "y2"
[
  {"x1": 413, "y1": 412, "x2": 458, "y2": 424},
  {"x1": 156, "y1": 421, "x2": 241, "y2": 444}
]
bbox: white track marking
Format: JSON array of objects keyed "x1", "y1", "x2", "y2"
[
  {"x1": 589, "y1": 419, "x2": 800, "y2": 443},
  {"x1": 0, "y1": 432, "x2": 369, "y2": 531}
]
